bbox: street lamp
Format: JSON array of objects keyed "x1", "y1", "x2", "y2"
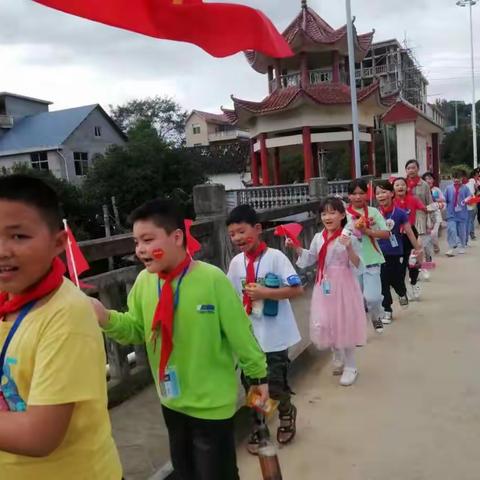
[
  {"x1": 346, "y1": 0, "x2": 361, "y2": 178},
  {"x1": 457, "y1": 0, "x2": 478, "y2": 169}
]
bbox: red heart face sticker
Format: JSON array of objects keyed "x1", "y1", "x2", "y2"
[
  {"x1": 246, "y1": 237, "x2": 254, "y2": 244},
  {"x1": 152, "y1": 249, "x2": 165, "y2": 260}
]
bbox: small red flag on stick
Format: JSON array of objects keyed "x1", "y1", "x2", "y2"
[
  {"x1": 32, "y1": 0, "x2": 293, "y2": 59},
  {"x1": 63, "y1": 220, "x2": 93, "y2": 289},
  {"x1": 274, "y1": 223, "x2": 303, "y2": 248},
  {"x1": 184, "y1": 219, "x2": 201, "y2": 256},
  {"x1": 466, "y1": 196, "x2": 480, "y2": 206}
]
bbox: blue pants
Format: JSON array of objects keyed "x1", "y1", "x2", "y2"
[
  {"x1": 358, "y1": 265, "x2": 384, "y2": 321},
  {"x1": 447, "y1": 219, "x2": 467, "y2": 249}
]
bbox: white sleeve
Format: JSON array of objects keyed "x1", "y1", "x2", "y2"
[
  {"x1": 350, "y1": 236, "x2": 365, "y2": 275},
  {"x1": 296, "y1": 233, "x2": 322, "y2": 269}
]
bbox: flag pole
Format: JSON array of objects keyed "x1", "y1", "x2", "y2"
[{"x1": 63, "y1": 219, "x2": 80, "y2": 287}]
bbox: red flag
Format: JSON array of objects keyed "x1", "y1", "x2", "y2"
[
  {"x1": 63, "y1": 220, "x2": 93, "y2": 289},
  {"x1": 184, "y1": 219, "x2": 201, "y2": 256},
  {"x1": 32, "y1": 0, "x2": 293, "y2": 59},
  {"x1": 366, "y1": 182, "x2": 374, "y2": 205},
  {"x1": 274, "y1": 223, "x2": 303, "y2": 248},
  {"x1": 466, "y1": 196, "x2": 480, "y2": 206}
]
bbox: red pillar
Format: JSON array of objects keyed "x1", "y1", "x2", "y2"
[
  {"x1": 432, "y1": 133, "x2": 440, "y2": 184},
  {"x1": 273, "y1": 148, "x2": 281, "y2": 185},
  {"x1": 312, "y1": 143, "x2": 320, "y2": 177},
  {"x1": 350, "y1": 140, "x2": 356, "y2": 180},
  {"x1": 303, "y1": 127, "x2": 314, "y2": 182},
  {"x1": 260, "y1": 134, "x2": 270, "y2": 186},
  {"x1": 332, "y1": 51, "x2": 340, "y2": 83},
  {"x1": 250, "y1": 138, "x2": 260, "y2": 186},
  {"x1": 368, "y1": 127, "x2": 376, "y2": 177}
]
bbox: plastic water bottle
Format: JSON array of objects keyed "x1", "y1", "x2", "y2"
[
  {"x1": 258, "y1": 423, "x2": 283, "y2": 480},
  {"x1": 263, "y1": 273, "x2": 280, "y2": 317}
]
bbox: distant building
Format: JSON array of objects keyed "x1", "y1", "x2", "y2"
[
  {"x1": 185, "y1": 110, "x2": 248, "y2": 148},
  {"x1": 0, "y1": 92, "x2": 127, "y2": 183}
]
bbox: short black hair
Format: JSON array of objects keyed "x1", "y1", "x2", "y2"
[
  {"x1": 348, "y1": 178, "x2": 368, "y2": 194},
  {"x1": 0, "y1": 174, "x2": 62, "y2": 231},
  {"x1": 376, "y1": 180, "x2": 394, "y2": 192},
  {"x1": 320, "y1": 197, "x2": 348, "y2": 227},
  {"x1": 422, "y1": 171, "x2": 434, "y2": 181},
  {"x1": 452, "y1": 170, "x2": 466, "y2": 179},
  {"x1": 226, "y1": 204, "x2": 259, "y2": 227},
  {"x1": 405, "y1": 159, "x2": 419, "y2": 169},
  {"x1": 129, "y1": 199, "x2": 186, "y2": 243}
]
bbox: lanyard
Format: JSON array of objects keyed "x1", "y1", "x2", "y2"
[
  {"x1": 243, "y1": 252, "x2": 265, "y2": 283},
  {"x1": 157, "y1": 267, "x2": 189, "y2": 309},
  {"x1": 0, "y1": 302, "x2": 36, "y2": 379}
]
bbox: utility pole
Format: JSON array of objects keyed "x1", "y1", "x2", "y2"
[
  {"x1": 346, "y1": 0, "x2": 362, "y2": 178},
  {"x1": 457, "y1": 0, "x2": 478, "y2": 168}
]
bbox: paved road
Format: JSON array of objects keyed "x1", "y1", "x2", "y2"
[{"x1": 238, "y1": 238, "x2": 480, "y2": 480}]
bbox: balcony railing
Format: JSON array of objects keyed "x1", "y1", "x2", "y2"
[
  {"x1": 356, "y1": 64, "x2": 396, "y2": 79},
  {"x1": 0, "y1": 115, "x2": 13, "y2": 129},
  {"x1": 208, "y1": 130, "x2": 249, "y2": 143},
  {"x1": 269, "y1": 68, "x2": 334, "y2": 91}
]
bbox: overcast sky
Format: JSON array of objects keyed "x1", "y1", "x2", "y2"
[{"x1": 1, "y1": 0, "x2": 479, "y2": 114}]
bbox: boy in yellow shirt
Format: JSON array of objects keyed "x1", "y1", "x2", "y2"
[{"x1": 0, "y1": 175, "x2": 122, "y2": 479}]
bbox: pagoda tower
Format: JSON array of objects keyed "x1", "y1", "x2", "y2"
[{"x1": 223, "y1": 1, "x2": 392, "y2": 186}]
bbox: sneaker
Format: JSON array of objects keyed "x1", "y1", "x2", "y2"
[
  {"x1": 470, "y1": 235, "x2": 477, "y2": 241},
  {"x1": 382, "y1": 311, "x2": 393, "y2": 325},
  {"x1": 399, "y1": 296, "x2": 409, "y2": 308},
  {"x1": 332, "y1": 360, "x2": 344, "y2": 376},
  {"x1": 372, "y1": 316, "x2": 384, "y2": 333},
  {"x1": 340, "y1": 367, "x2": 358, "y2": 386},
  {"x1": 411, "y1": 284, "x2": 421, "y2": 301},
  {"x1": 446, "y1": 249, "x2": 456, "y2": 257},
  {"x1": 458, "y1": 248, "x2": 466, "y2": 254}
]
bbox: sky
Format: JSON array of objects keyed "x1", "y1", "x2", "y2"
[{"x1": 1, "y1": 0, "x2": 480, "y2": 114}]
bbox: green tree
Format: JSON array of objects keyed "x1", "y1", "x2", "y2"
[
  {"x1": 109, "y1": 96, "x2": 188, "y2": 146},
  {"x1": 82, "y1": 121, "x2": 206, "y2": 221},
  {"x1": 442, "y1": 125, "x2": 479, "y2": 171}
]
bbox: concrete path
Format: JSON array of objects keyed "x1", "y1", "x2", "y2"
[
  {"x1": 238, "y1": 238, "x2": 480, "y2": 480},
  {"x1": 111, "y1": 237, "x2": 480, "y2": 480}
]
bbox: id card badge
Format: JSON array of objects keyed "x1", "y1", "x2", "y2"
[
  {"x1": 389, "y1": 234, "x2": 399, "y2": 248},
  {"x1": 322, "y1": 279, "x2": 332, "y2": 295},
  {"x1": 159, "y1": 367, "x2": 181, "y2": 399}
]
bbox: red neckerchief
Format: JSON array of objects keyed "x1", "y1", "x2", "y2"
[
  {"x1": 153, "y1": 255, "x2": 191, "y2": 381},
  {"x1": 243, "y1": 242, "x2": 267, "y2": 314},
  {"x1": 454, "y1": 184, "x2": 461, "y2": 207},
  {"x1": 379, "y1": 204, "x2": 394, "y2": 217},
  {"x1": 0, "y1": 257, "x2": 65, "y2": 321},
  {"x1": 317, "y1": 229, "x2": 342, "y2": 283},
  {"x1": 347, "y1": 204, "x2": 380, "y2": 253},
  {"x1": 407, "y1": 176, "x2": 421, "y2": 194}
]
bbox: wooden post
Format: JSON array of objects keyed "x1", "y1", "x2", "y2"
[
  {"x1": 250, "y1": 139, "x2": 260, "y2": 186},
  {"x1": 111, "y1": 196, "x2": 121, "y2": 229},
  {"x1": 273, "y1": 148, "x2": 281, "y2": 185},
  {"x1": 260, "y1": 134, "x2": 270, "y2": 186},
  {"x1": 275, "y1": 59, "x2": 282, "y2": 90},
  {"x1": 103, "y1": 204, "x2": 114, "y2": 271},
  {"x1": 303, "y1": 127, "x2": 314, "y2": 182}
]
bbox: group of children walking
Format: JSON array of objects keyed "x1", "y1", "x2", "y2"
[{"x1": 0, "y1": 167, "x2": 477, "y2": 479}]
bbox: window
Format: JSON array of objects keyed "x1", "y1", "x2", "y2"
[
  {"x1": 74, "y1": 152, "x2": 89, "y2": 176},
  {"x1": 30, "y1": 151, "x2": 49, "y2": 171},
  {"x1": 94, "y1": 126, "x2": 102, "y2": 137},
  {"x1": 192, "y1": 124, "x2": 201, "y2": 135}
]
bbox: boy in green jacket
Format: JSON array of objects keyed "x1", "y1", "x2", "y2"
[{"x1": 91, "y1": 199, "x2": 268, "y2": 480}]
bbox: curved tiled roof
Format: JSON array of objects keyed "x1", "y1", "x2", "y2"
[
  {"x1": 231, "y1": 82, "x2": 382, "y2": 116},
  {"x1": 192, "y1": 110, "x2": 231, "y2": 125}
]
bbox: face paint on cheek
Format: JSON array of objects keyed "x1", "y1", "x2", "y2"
[
  {"x1": 246, "y1": 237, "x2": 254, "y2": 245},
  {"x1": 152, "y1": 249, "x2": 165, "y2": 260}
]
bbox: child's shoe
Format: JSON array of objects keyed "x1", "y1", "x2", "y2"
[
  {"x1": 458, "y1": 247, "x2": 466, "y2": 254},
  {"x1": 340, "y1": 368, "x2": 358, "y2": 386},
  {"x1": 411, "y1": 284, "x2": 421, "y2": 301},
  {"x1": 399, "y1": 295, "x2": 409, "y2": 308},
  {"x1": 382, "y1": 311, "x2": 393, "y2": 325},
  {"x1": 372, "y1": 316, "x2": 384, "y2": 333}
]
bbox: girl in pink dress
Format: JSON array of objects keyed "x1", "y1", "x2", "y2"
[{"x1": 288, "y1": 197, "x2": 367, "y2": 386}]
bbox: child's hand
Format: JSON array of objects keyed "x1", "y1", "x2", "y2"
[
  {"x1": 285, "y1": 238, "x2": 295, "y2": 249},
  {"x1": 245, "y1": 283, "x2": 269, "y2": 301},
  {"x1": 248, "y1": 384, "x2": 270, "y2": 409},
  {"x1": 90, "y1": 298, "x2": 110, "y2": 328},
  {"x1": 338, "y1": 234, "x2": 353, "y2": 250}
]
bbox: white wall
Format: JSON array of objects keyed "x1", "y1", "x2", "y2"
[
  {"x1": 0, "y1": 151, "x2": 64, "y2": 178},
  {"x1": 416, "y1": 134, "x2": 428, "y2": 173},
  {"x1": 209, "y1": 172, "x2": 251, "y2": 190},
  {"x1": 185, "y1": 113, "x2": 209, "y2": 147},
  {"x1": 396, "y1": 122, "x2": 416, "y2": 173}
]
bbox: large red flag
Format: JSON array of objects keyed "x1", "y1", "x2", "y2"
[
  {"x1": 32, "y1": 0, "x2": 293, "y2": 59},
  {"x1": 63, "y1": 220, "x2": 93, "y2": 289}
]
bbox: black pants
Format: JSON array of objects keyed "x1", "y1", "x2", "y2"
[
  {"x1": 401, "y1": 228, "x2": 419, "y2": 286},
  {"x1": 381, "y1": 255, "x2": 407, "y2": 312},
  {"x1": 242, "y1": 349, "x2": 292, "y2": 426},
  {"x1": 162, "y1": 406, "x2": 239, "y2": 480}
]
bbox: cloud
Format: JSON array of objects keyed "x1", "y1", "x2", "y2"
[{"x1": 1, "y1": 0, "x2": 479, "y2": 113}]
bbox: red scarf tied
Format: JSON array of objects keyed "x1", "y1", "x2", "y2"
[
  {"x1": 317, "y1": 229, "x2": 342, "y2": 283},
  {"x1": 407, "y1": 176, "x2": 421, "y2": 195},
  {"x1": 243, "y1": 242, "x2": 267, "y2": 315},
  {"x1": 454, "y1": 184, "x2": 461, "y2": 207},
  {"x1": 0, "y1": 257, "x2": 65, "y2": 321},
  {"x1": 347, "y1": 205, "x2": 380, "y2": 253},
  {"x1": 379, "y1": 204, "x2": 394, "y2": 217},
  {"x1": 152, "y1": 255, "x2": 191, "y2": 381}
]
